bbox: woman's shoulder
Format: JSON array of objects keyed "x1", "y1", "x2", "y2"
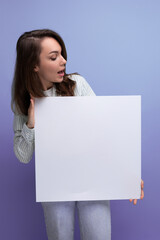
[
  {"x1": 67, "y1": 73, "x2": 95, "y2": 96},
  {"x1": 67, "y1": 73, "x2": 87, "y2": 96},
  {"x1": 67, "y1": 73, "x2": 88, "y2": 89},
  {"x1": 67, "y1": 73, "x2": 85, "y2": 82}
]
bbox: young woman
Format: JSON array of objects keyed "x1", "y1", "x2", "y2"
[{"x1": 11, "y1": 29, "x2": 144, "y2": 240}]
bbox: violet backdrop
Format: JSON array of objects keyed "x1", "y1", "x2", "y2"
[{"x1": 0, "y1": 0, "x2": 160, "y2": 239}]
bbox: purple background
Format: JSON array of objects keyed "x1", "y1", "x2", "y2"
[{"x1": 1, "y1": 0, "x2": 160, "y2": 239}]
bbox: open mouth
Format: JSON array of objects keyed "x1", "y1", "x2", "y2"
[
  {"x1": 57, "y1": 70, "x2": 64, "y2": 74},
  {"x1": 57, "y1": 70, "x2": 65, "y2": 76}
]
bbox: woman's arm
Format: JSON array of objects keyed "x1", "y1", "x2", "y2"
[
  {"x1": 13, "y1": 115, "x2": 35, "y2": 164},
  {"x1": 13, "y1": 95, "x2": 35, "y2": 164}
]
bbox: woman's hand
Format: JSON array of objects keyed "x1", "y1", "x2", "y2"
[
  {"x1": 129, "y1": 179, "x2": 144, "y2": 205},
  {"x1": 26, "y1": 94, "x2": 35, "y2": 129}
]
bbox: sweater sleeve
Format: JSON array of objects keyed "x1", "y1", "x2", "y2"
[
  {"x1": 13, "y1": 113, "x2": 35, "y2": 164},
  {"x1": 80, "y1": 76, "x2": 96, "y2": 96},
  {"x1": 69, "y1": 74, "x2": 96, "y2": 96}
]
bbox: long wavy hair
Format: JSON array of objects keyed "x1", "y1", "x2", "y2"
[{"x1": 11, "y1": 29, "x2": 79, "y2": 115}]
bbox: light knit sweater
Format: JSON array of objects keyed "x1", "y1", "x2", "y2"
[{"x1": 13, "y1": 74, "x2": 96, "y2": 164}]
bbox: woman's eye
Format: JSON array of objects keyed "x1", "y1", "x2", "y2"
[{"x1": 51, "y1": 57, "x2": 56, "y2": 61}]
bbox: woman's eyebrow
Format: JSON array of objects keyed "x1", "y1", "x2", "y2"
[{"x1": 49, "y1": 50, "x2": 60, "y2": 54}]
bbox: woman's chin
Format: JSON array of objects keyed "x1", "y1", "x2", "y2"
[{"x1": 56, "y1": 76, "x2": 64, "y2": 83}]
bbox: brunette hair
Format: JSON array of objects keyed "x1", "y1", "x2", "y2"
[{"x1": 11, "y1": 29, "x2": 79, "y2": 115}]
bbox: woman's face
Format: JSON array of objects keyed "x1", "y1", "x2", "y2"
[{"x1": 35, "y1": 37, "x2": 67, "y2": 90}]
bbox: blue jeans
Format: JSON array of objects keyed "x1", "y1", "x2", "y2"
[{"x1": 41, "y1": 200, "x2": 111, "y2": 240}]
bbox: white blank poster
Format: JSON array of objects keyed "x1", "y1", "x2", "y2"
[{"x1": 35, "y1": 96, "x2": 141, "y2": 202}]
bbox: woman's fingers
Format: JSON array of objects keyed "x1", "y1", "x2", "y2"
[
  {"x1": 30, "y1": 93, "x2": 35, "y2": 103},
  {"x1": 29, "y1": 93, "x2": 35, "y2": 111},
  {"x1": 141, "y1": 189, "x2": 144, "y2": 200},
  {"x1": 141, "y1": 179, "x2": 144, "y2": 189},
  {"x1": 140, "y1": 179, "x2": 144, "y2": 199},
  {"x1": 133, "y1": 199, "x2": 137, "y2": 205},
  {"x1": 28, "y1": 99, "x2": 34, "y2": 112},
  {"x1": 129, "y1": 179, "x2": 144, "y2": 205},
  {"x1": 30, "y1": 98, "x2": 35, "y2": 107},
  {"x1": 129, "y1": 199, "x2": 137, "y2": 205}
]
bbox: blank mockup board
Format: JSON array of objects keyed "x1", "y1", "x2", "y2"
[{"x1": 35, "y1": 96, "x2": 141, "y2": 202}]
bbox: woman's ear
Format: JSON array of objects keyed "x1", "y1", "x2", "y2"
[{"x1": 34, "y1": 66, "x2": 39, "y2": 72}]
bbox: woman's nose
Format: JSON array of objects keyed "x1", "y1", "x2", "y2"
[{"x1": 60, "y1": 55, "x2": 67, "y2": 65}]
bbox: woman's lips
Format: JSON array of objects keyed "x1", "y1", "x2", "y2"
[{"x1": 57, "y1": 70, "x2": 64, "y2": 76}]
